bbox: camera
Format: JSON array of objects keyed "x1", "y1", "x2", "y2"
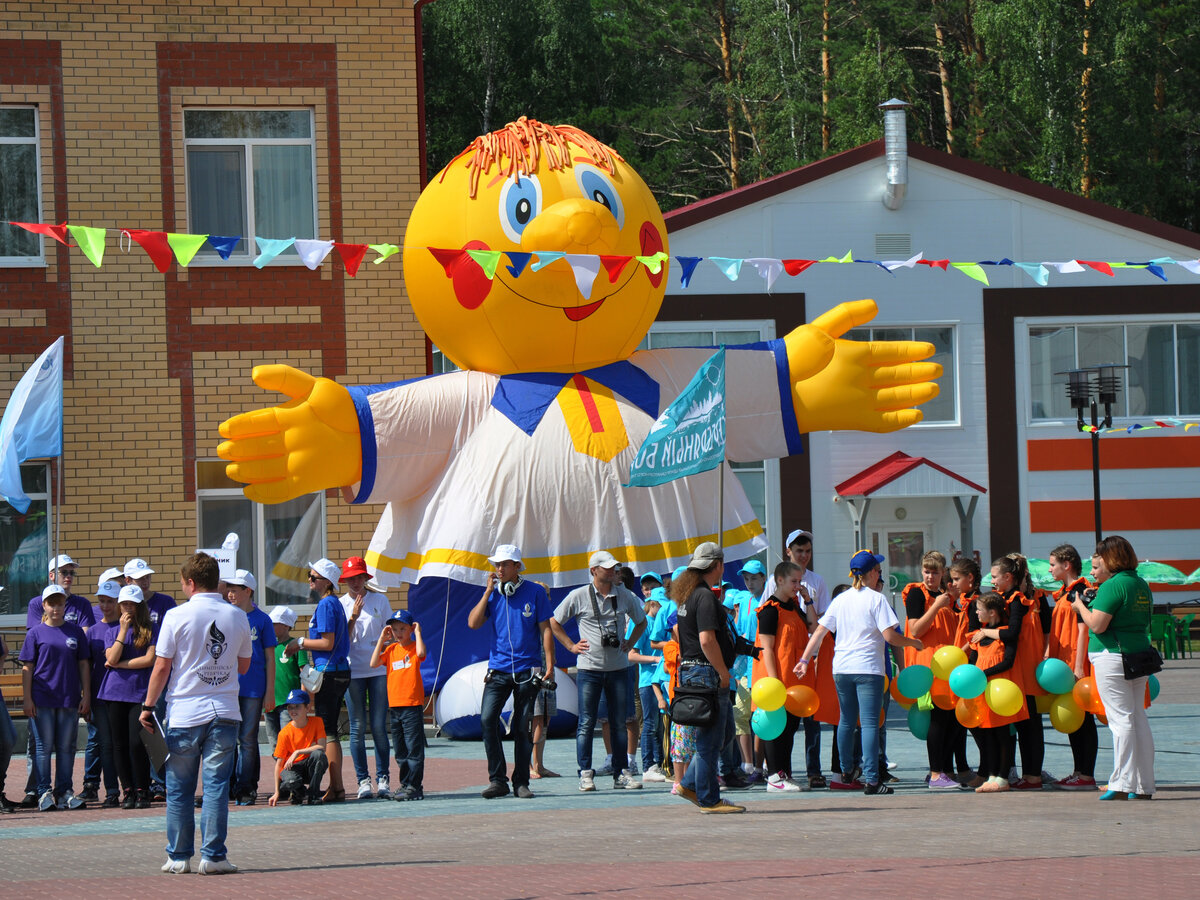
[
  {"x1": 600, "y1": 629, "x2": 621, "y2": 649},
  {"x1": 529, "y1": 670, "x2": 554, "y2": 692}
]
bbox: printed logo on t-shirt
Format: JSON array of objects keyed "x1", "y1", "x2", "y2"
[
  {"x1": 250, "y1": 626, "x2": 259, "y2": 643},
  {"x1": 66, "y1": 609, "x2": 80, "y2": 623},
  {"x1": 66, "y1": 637, "x2": 78, "y2": 650},
  {"x1": 150, "y1": 611, "x2": 160, "y2": 624},
  {"x1": 196, "y1": 620, "x2": 232, "y2": 687},
  {"x1": 522, "y1": 602, "x2": 533, "y2": 618},
  {"x1": 391, "y1": 657, "x2": 413, "y2": 670}
]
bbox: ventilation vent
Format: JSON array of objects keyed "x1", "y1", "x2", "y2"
[{"x1": 875, "y1": 233, "x2": 911, "y2": 257}]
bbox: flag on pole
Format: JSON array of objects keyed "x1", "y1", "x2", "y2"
[
  {"x1": 0, "y1": 337, "x2": 65, "y2": 513},
  {"x1": 625, "y1": 348, "x2": 726, "y2": 487}
]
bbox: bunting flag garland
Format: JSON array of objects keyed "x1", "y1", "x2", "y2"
[
  {"x1": 1081, "y1": 418, "x2": 1200, "y2": 434},
  {"x1": 8, "y1": 222, "x2": 1200, "y2": 294}
]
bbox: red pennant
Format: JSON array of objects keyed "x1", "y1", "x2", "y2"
[
  {"x1": 428, "y1": 247, "x2": 469, "y2": 277},
  {"x1": 918, "y1": 258, "x2": 950, "y2": 270},
  {"x1": 599, "y1": 255, "x2": 633, "y2": 282},
  {"x1": 1078, "y1": 260, "x2": 1114, "y2": 277},
  {"x1": 10, "y1": 221, "x2": 72, "y2": 245},
  {"x1": 782, "y1": 259, "x2": 816, "y2": 276},
  {"x1": 334, "y1": 242, "x2": 368, "y2": 277},
  {"x1": 124, "y1": 229, "x2": 173, "y2": 273}
]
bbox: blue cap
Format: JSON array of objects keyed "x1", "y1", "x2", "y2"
[
  {"x1": 666, "y1": 611, "x2": 678, "y2": 630},
  {"x1": 387, "y1": 609, "x2": 415, "y2": 626},
  {"x1": 849, "y1": 550, "x2": 886, "y2": 575},
  {"x1": 672, "y1": 565, "x2": 688, "y2": 580},
  {"x1": 648, "y1": 586, "x2": 668, "y2": 602},
  {"x1": 738, "y1": 559, "x2": 766, "y2": 576},
  {"x1": 639, "y1": 571, "x2": 662, "y2": 584},
  {"x1": 722, "y1": 589, "x2": 743, "y2": 610},
  {"x1": 285, "y1": 688, "x2": 310, "y2": 706}
]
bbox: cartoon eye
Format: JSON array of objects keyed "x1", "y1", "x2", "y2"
[
  {"x1": 575, "y1": 166, "x2": 624, "y2": 228},
  {"x1": 498, "y1": 174, "x2": 542, "y2": 243}
]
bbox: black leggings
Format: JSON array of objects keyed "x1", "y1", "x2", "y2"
[
  {"x1": 926, "y1": 706, "x2": 959, "y2": 772},
  {"x1": 1068, "y1": 711, "x2": 1098, "y2": 777},
  {"x1": 971, "y1": 725, "x2": 1008, "y2": 778},
  {"x1": 764, "y1": 712, "x2": 801, "y2": 777},
  {"x1": 1006, "y1": 695, "x2": 1045, "y2": 777},
  {"x1": 107, "y1": 700, "x2": 150, "y2": 793}
]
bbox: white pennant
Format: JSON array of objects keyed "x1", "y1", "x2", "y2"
[
  {"x1": 1175, "y1": 259, "x2": 1200, "y2": 275},
  {"x1": 564, "y1": 253, "x2": 602, "y2": 300},
  {"x1": 881, "y1": 252, "x2": 924, "y2": 271},
  {"x1": 1047, "y1": 260, "x2": 1085, "y2": 274},
  {"x1": 745, "y1": 258, "x2": 784, "y2": 291},
  {"x1": 294, "y1": 239, "x2": 335, "y2": 270}
]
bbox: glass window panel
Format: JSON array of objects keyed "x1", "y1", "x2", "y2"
[
  {"x1": 253, "y1": 144, "x2": 315, "y2": 245},
  {"x1": 263, "y1": 494, "x2": 324, "y2": 607},
  {"x1": 648, "y1": 330, "x2": 709, "y2": 349},
  {"x1": 1125, "y1": 324, "x2": 1175, "y2": 417},
  {"x1": 0, "y1": 107, "x2": 36, "y2": 137},
  {"x1": 872, "y1": 327, "x2": 913, "y2": 344},
  {"x1": 714, "y1": 330, "x2": 760, "y2": 347},
  {"x1": 845, "y1": 327, "x2": 870, "y2": 342},
  {"x1": 1077, "y1": 325, "x2": 1126, "y2": 416},
  {"x1": 0, "y1": 496, "x2": 48, "y2": 616},
  {"x1": 197, "y1": 496, "x2": 256, "y2": 564},
  {"x1": 732, "y1": 468, "x2": 766, "y2": 533},
  {"x1": 1179, "y1": 325, "x2": 1200, "y2": 416},
  {"x1": 1029, "y1": 325, "x2": 1076, "y2": 420},
  {"x1": 196, "y1": 460, "x2": 241, "y2": 491},
  {"x1": 185, "y1": 109, "x2": 311, "y2": 140},
  {"x1": 914, "y1": 326, "x2": 954, "y2": 423},
  {"x1": 19, "y1": 464, "x2": 47, "y2": 494},
  {"x1": 187, "y1": 147, "x2": 247, "y2": 240},
  {"x1": 0, "y1": 143, "x2": 39, "y2": 257}
]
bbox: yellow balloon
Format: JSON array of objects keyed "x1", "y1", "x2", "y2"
[
  {"x1": 930, "y1": 645, "x2": 968, "y2": 681},
  {"x1": 984, "y1": 678, "x2": 1024, "y2": 718},
  {"x1": 1049, "y1": 693, "x2": 1085, "y2": 734},
  {"x1": 751, "y1": 676, "x2": 787, "y2": 712},
  {"x1": 1035, "y1": 692, "x2": 1056, "y2": 714}
]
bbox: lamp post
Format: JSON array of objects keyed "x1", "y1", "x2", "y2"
[{"x1": 1058, "y1": 365, "x2": 1125, "y2": 545}]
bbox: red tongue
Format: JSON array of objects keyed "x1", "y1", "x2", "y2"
[{"x1": 564, "y1": 299, "x2": 603, "y2": 321}]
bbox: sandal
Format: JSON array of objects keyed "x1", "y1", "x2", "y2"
[{"x1": 808, "y1": 774, "x2": 827, "y2": 789}]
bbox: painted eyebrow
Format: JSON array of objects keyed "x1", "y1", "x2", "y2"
[{"x1": 486, "y1": 171, "x2": 507, "y2": 190}]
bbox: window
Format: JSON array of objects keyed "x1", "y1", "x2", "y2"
[
  {"x1": 1028, "y1": 320, "x2": 1200, "y2": 421},
  {"x1": 845, "y1": 325, "x2": 957, "y2": 424},
  {"x1": 0, "y1": 465, "x2": 49, "y2": 617},
  {"x1": 184, "y1": 109, "x2": 317, "y2": 260},
  {"x1": 196, "y1": 461, "x2": 325, "y2": 608},
  {"x1": 0, "y1": 106, "x2": 42, "y2": 263}
]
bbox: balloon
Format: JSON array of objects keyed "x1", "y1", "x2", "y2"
[
  {"x1": 955, "y1": 696, "x2": 983, "y2": 728},
  {"x1": 784, "y1": 684, "x2": 820, "y2": 718},
  {"x1": 1148, "y1": 674, "x2": 1160, "y2": 702},
  {"x1": 751, "y1": 676, "x2": 787, "y2": 712},
  {"x1": 947, "y1": 663, "x2": 987, "y2": 700},
  {"x1": 889, "y1": 673, "x2": 913, "y2": 710},
  {"x1": 751, "y1": 705, "x2": 787, "y2": 740},
  {"x1": 1073, "y1": 675, "x2": 1104, "y2": 716},
  {"x1": 931, "y1": 645, "x2": 968, "y2": 681},
  {"x1": 930, "y1": 678, "x2": 957, "y2": 711},
  {"x1": 1049, "y1": 694, "x2": 1084, "y2": 733},
  {"x1": 1035, "y1": 658, "x2": 1076, "y2": 695},
  {"x1": 896, "y1": 664, "x2": 934, "y2": 700},
  {"x1": 907, "y1": 705, "x2": 931, "y2": 740},
  {"x1": 1035, "y1": 692, "x2": 1055, "y2": 714},
  {"x1": 984, "y1": 678, "x2": 1023, "y2": 717}
]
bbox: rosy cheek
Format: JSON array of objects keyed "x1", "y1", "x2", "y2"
[
  {"x1": 431, "y1": 240, "x2": 494, "y2": 310},
  {"x1": 639, "y1": 222, "x2": 664, "y2": 288}
]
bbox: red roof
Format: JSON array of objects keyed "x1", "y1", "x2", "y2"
[{"x1": 834, "y1": 451, "x2": 987, "y2": 497}]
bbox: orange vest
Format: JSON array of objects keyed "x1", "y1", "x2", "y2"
[
  {"x1": 952, "y1": 590, "x2": 979, "y2": 650},
  {"x1": 970, "y1": 632, "x2": 1030, "y2": 729},
  {"x1": 1047, "y1": 578, "x2": 1090, "y2": 671},
  {"x1": 663, "y1": 641, "x2": 680, "y2": 701},
  {"x1": 752, "y1": 597, "x2": 813, "y2": 691},
  {"x1": 902, "y1": 582, "x2": 956, "y2": 668},
  {"x1": 1004, "y1": 589, "x2": 1043, "y2": 696}
]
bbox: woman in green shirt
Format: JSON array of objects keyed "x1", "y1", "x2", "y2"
[{"x1": 1072, "y1": 535, "x2": 1154, "y2": 801}]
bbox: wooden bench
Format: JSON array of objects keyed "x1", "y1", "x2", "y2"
[{"x1": 1, "y1": 672, "x2": 24, "y2": 719}]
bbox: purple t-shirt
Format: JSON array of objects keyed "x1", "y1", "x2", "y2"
[
  {"x1": 145, "y1": 592, "x2": 177, "y2": 629},
  {"x1": 87, "y1": 618, "x2": 119, "y2": 700},
  {"x1": 97, "y1": 621, "x2": 157, "y2": 704},
  {"x1": 19, "y1": 622, "x2": 90, "y2": 708},
  {"x1": 26, "y1": 592, "x2": 95, "y2": 630}
]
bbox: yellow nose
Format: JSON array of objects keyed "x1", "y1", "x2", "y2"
[{"x1": 521, "y1": 198, "x2": 619, "y2": 254}]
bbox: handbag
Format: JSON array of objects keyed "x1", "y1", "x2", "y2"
[
  {"x1": 299, "y1": 663, "x2": 325, "y2": 694},
  {"x1": 669, "y1": 682, "x2": 718, "y2": 727},
  {"x1": 1120, "y1": 646, "x2": 1163, "y2": 680}
]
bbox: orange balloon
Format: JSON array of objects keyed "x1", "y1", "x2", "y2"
[
  {"x1": 1144, "y1": 683, "x2": 1151, "y2": 709},
  {"x1": 784, "y1": 684, "x2": 820, "y2": 718},
  {"x1": 1073, "y1": 676, "x2": 1104, "y2": 716},
  {"x1": 930, "y1": 678, "x2": 957, "y2": 711},
  {"x1": 889, "y1": 672, "x2": 913, "y2": 710},
  {"x1": 1097, "y1": 713, "x2": 1108, "y2": 726},
  {"x1": 879, "y1": 705, "x2": 888, "y2": 728},
  {"x1": 955, "y1": 696, "x2": 983, "y2": 728}
]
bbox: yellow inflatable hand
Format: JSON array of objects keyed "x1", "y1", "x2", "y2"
[
  {"x1": 217, "y1": 365, "x2": 362, "y2": 504},
  {"x1": 787, "y1": 299, "x2": 942, "y2": 433}
]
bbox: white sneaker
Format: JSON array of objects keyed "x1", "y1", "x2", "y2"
[
  {"x1": 594, "y1": 756, "x2": 614, "y2": 777},
  {"x1": 198, "y1": 858, "x2": 238, "y2": 875},
  {"x1": 56, "y1": 790, "x2": 85, "y2": 810},
  {"x1": 642, "y1": 764, "x2": 667, "y2": 783},
  {"x1": 356, "y1": 777, "x2": 373, "y2": 800},
  {"x1": 161, "y1": 858, "x2": 191, "y2": 874},
  {"x1": 767, "y1": 772, "x2": 802, "y2": 792},
  {"x1": 615, "y1": 769, "x2": 643, "y2": 790},
  {"x1": 784, "y1": 776, "x2": 811, "y2": 792},
  {"x1": 579, "y1": 769, "x2": 596, "y2": 792},
  {"x1": 38, "y1": 791, "x2": 55, "y2": 811},
  {"x1": 376, "y1": 776, "x2": 391, "y2": 799},
  {"x1": 626, "y1": 757, "x2": 640, "y2": 775}
]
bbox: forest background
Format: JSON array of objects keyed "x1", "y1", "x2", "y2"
[{"x1": 422, "y1": 0, "x2": 1200, "y2": 229}]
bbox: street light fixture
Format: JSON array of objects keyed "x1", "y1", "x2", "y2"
[{"x1": 1057, "y1": 364, "x2": 1126, "y2": 544}]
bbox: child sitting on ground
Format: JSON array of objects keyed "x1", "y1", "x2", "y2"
[
  {"x1": 370, "y1": 609, "x2": 427, "y2": 801},
  {"x1": 267, "y1": 689, "x2": 328, "y2": 806}
]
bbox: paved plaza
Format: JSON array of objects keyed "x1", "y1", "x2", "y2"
[{"x1": 3, "y1": 656, "x2": 1199, "y2": 897}]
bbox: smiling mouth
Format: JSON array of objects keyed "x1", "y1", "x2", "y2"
[{"x1": 495, "y1": 262, "x2": 640, "y2": 321}]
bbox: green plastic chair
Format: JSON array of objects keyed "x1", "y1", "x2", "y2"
[
  {"x1": 1181, "y1": 613, "x2": 1196, "y2": 658},
  {"x1": 1150, "y1": 616, "x2": 1175, "y2": 660}
]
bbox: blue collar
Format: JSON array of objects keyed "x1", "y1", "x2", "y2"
[{"x1": 492, "y1": 361, "x2": 660, "y2": 436}]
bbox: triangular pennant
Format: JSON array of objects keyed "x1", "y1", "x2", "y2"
[
  {"x1": 951, "y1": 262, "x2": 990, "y2": 285},
  {"x1": 782, "y1": 259, "x2": 816, "y2": 276},
  {"x1": 9, "y1": 221, "x2": 72, "y2": 245},
  {"x1": 745, "y1": 258, "x2": 783, "y2": 291},
  {"x1": 67, "y1": 225, "x2": 106, "y2": 268},
  {"x1": 124, "y1": 229, "x2": 173, "y2": 273},
  {"x1": 167, "y1": 233, "x2": 210, "y2": 267},
  {"x1": 206, "y1": 235, "x2": 241, "y2": 259},
  {"x1": 1048, "y1": 260, "x2": 1085, "y2": 274},
  {"x1": 918, "y1": 258, "x2": 949, "y2": 270},
  {"x1": 1014, "y1": 263, "x2": 1049, "y2": 285},
  {"x1": 634, "y1": 251, "x2": 668, "y2": 275},
  {"x1": 563, "y1": 253, "x2": 602, "y2": 299},
  {"x1": 1078, "y1": 260, "x2": 1114, "y2": 276},
  {"x1": 428, "y1": 247, "x2": 468, "y2": 276},
  {"x1": 531, "y1": 251, "x2": 564, "y2": 272},
  {"x1": 1174, "y1": 259, "x2": 1200, "y2": 275},
  {"x1": 369, "y1": 243, "x2": 399, "y2": 264},
  {"x1": 334, "y1": 242, "x2": 369, "y2": 277},
  {"x1": 708, "y1": 257, "x2": 743, "y2": 281},
  {"x1": 253, "y1": 237, "x2": 295, "y2": 268},
  {"x1": 880, "y1": 252, "x2": 923, "y2": 272},
  {"x1": 504, "y1": 251, "x2": 532, "y2": 277},
  {"x1": 1145, "y1": 264, "x2": 1167, "y2": 282},
  {"x1": 599, "y1": 255, "x2": 633, "y2": 282},
  {"x1": 464, "y1": 249, "x2": 502, "y2": 279},
  {"x1": 294, "y1": 239, "x2": 335, "y2": 271},
  {"x1": 676, "y1": 256, "x2": 702, "y2": 288}
]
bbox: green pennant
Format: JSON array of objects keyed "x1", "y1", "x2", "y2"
[
  {"x1": 67, "y1": 225, "x2": 106, "y2": 267},
  {"x1": 634, "y1": 251, "x2": 668, "y2": 274},
  {"x1": 166, "y1": 233, "x2": 210, "y2": 267},
  {"x1": 369, "y1": 243, "x2": 399, "y2": 264},
  {"x1": 952, "y1": 262, "x2": 990, "y2": 285},
  {"x1": 464, "y1": 248, "x2": 502, "y2": 279}
]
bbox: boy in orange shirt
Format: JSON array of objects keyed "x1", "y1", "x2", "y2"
[
  {"x1": 370, "y1": 609, "x2": 427, "y2": 801},
  {"x1": 267, "y1": 689, "x2": 328, "y2": 806}
]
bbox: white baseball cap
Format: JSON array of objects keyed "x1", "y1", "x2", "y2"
[
  {"x1": 487, "y1": 544, "x2": 522, "y2": 565},
  {"x1": 96, "y1": 579, "x2": 123, "y2": 599},
  {"x1": 226, "y1": 569, "x2": 257, "y2": 592},
  {"x1": 124, "y1": 558, "x2": 155, "y2": 579},
  {"x1": 308, "y1": 558, "x2": 342, "y2": 585},
  {"x1": 98, "y1": 567, "x2": 123, "y2": 586},
  {"x1": 117, "y1": 585, "x2": 145, "y2": 605},
  {"x1": 588, "y1": 550, "x2": 620, "y2": 570},
  {"x1": 49, "y1": 554, "x2": 77, "y2": 571},
  {"x1": 42, "y1": 584, "x2": 67, "y2": 601},
  {"x1": 269, "y1": 605, "x2": 298, "y2": 628}
]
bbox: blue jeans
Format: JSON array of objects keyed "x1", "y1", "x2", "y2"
[
  {"x1": 389, "y1": 705, "x2": 425, "y2": 790},
  {"x1": 32, "y1": 706, "x2": 79, "y2": 798},
  {"x1": 575, "y1": 668, "x2": 629, "y2": 774},
  {"x1": 834, "y1": 673, "x2": 884, "y2": 785},
  {"x1": 678, "y1": 663, "x2": 729, "y2": 808},
  {"x1": 85, "y1": 698, "x2": 118, "y2": 794},
  {"x1": 0, "y1": 702, "x2": 19, "y2": 794},
  {"x1": 165, "y1": 718, "x2": 238, "y2": 863},
  {"x1": 234, "y1": 695, "x2": 264, "y2": 794},
  {"x1": 480, "y1": 670, "x2": 540, "y2": 787},
  {"x1": 803, "y1": 716, "x2": 823, "y2": 776},
  {"x1": 638, "y1": 684, "x2": 663, "y2": 770},
  {"x1": 346, "y1": 673, "x2": 390, "y2": 783}
]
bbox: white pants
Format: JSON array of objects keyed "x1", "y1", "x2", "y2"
[{"x1": 1090, "y1": 651, "x2": 1155, "y2": 795}]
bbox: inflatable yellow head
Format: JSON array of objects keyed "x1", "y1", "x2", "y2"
[{"x1": 402, "y1": 118, "x2": 668, "y2": 375}]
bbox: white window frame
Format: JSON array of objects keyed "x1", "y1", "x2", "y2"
[
  {"x1": 0, "y1": 462, "x2": 51, "y2": 625},
  {"x1": 0, "y1": 105, "x2": 45, "y2": 267},
  {"x1": 845, "y1": 322, "x2": 960, "y2": 427},
  {"x1": 182, "y1": 107, "x2": 318, "y2": 266}
]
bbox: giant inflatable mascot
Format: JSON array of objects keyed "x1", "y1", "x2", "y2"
[{"x1": 218, "y1": 118, "x2": 940, "y2": 588}]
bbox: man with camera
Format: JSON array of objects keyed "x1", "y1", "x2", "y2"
[
  {"x1": 467, "y1": 544, "x2": 555, "y2": 800},
  {"x1": 551, "y1": 551, "x2": 647, "y2": 791}
]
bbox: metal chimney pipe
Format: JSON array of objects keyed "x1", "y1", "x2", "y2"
[{"x1": 879, "y1": 98, "x2": 910, "y2": 210}]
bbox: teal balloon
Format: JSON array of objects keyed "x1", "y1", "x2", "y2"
[
  {"x1": 907, "y1": 705, "x2": 931, "y2": 741},
  {"x1": 897, "y1": 664, "x2": 934, "y2": 699},
  {"x1": 948, "y1": 663, "x2": 987, "y2": 699},
  {"x1": 1148, "y1": 674, "x2": 1161, "y2": 702},
  {"x1": 1036, "y1": 658, "x2": 1076, "y2": 695},
  {"x1": 751, "y1": 705, "x2": 787, "y2": 741}
]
